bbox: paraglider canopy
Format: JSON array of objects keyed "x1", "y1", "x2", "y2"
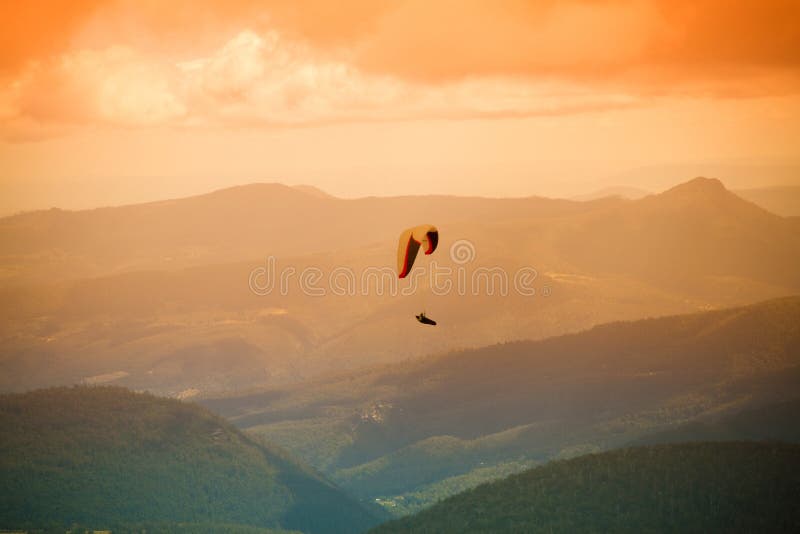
[{"x1": 397, "y1": 224, "x2": 439, "y2": 278}]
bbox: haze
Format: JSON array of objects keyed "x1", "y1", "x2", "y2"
[
  {"x1": 3, "y1": 3, "x2": 800, "y2": 530},
  {"x1": 2, "y1": 0, "x2": 800, "y2": 214}
]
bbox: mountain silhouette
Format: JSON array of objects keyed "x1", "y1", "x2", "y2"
[{"x1": 1, "y1": 178, "x2": 798, "y2": 394}]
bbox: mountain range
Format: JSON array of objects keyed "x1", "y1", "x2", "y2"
[
  {"x1": 572, "y1": 184, "x2": 800, "y2": 217},
  {"x1": 3, "y1": 178, "x2": 799, "y2": 527},
  {"x1": 202, "y1": 296, "x2": 800, "y2": 513},
  {"x1": 1, "y1": 177, "x2": 798, "y2": 396}
]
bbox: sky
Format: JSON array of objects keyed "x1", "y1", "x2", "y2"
[{"x1": 1, "y1": 0, "x2": 799, "y2": 214}]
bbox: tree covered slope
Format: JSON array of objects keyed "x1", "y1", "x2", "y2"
[
  {"x1": 0, "y1": 386, "x2": 386, "y2": 533},
  {"x1": 206, "y1": 296, "x2": 800, "y2": 510},
  {"x1": 372, "y1": 442, "x2": 800, "y2": 533}
]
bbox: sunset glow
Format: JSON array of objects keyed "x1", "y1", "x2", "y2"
[{"x1": 3, "y1": 4, "x2": 800, "y2": 530}]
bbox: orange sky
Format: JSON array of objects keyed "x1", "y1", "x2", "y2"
[{"x1": 1, "y1": 0, "x2": 799, "y2": 213}]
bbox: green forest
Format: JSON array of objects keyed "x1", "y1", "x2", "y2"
[
  {"x1": 0, "y1": 386, "x2": 385, "y2": 534},
  {"x1": 372, "y1": 442, "x2": 800, "y2": 533}
]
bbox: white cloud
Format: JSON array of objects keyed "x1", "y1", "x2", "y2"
[
  {"x1": 1, "y1": 28, "x2": 643, "y2": 141},
  {"x1": 179, "y1": 30, "x2": 270, "y2": 99}
]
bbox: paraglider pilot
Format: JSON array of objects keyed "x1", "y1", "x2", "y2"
[{"x1": 415, "y1": 312, "x2": 437, "y2": 326}]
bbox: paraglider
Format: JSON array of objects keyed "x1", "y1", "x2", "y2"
[
  {"x1": 397, "y1": 224, "x2": 439, "y2": 325},
  {"x1": 415, "y1": 312, "x2": 437, "y2": 326}
]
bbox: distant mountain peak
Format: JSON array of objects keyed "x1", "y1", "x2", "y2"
[
  {"x1": 663, "y1": 176, "x2": 727, "y2": 195},
  {"x1": 199, "y1": 182, "x2": 337, "y2": 202},
  {"x1": 649, "y1": 176, "x2": 781, "y2": 219}
]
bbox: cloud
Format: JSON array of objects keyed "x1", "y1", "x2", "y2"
[
  {"x1": 276, "y1": 0, "x2": 800, "y2": 90},
  {"x1": 1, "y1": 0, "x2": 798, "y2": 140},
  {"x1": 0, "y1": 0, "x2": 105, "y2": 76},
  {"x1": 4, "y1": 0, "x2": 798, "y2": 88},
  {"x1": 1, "y1": 28, "x2": 643, "y2": 140},
  {"x1": 354, "y1": 0, "x2": 660, "y2": 81},
  {"x1": 0, "y1": 46, "x2": 186, "y2": 140},
  {"x1": 182, "y1": 31, "x2": 268, "y2": 99}
]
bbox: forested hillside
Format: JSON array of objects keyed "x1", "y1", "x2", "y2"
[
  {"x1": 0, "y1": 386, "x2": 386, "y2": 533},
  {"x1": 372, "y1": 442, "x2": 800, "y2": 533},
  {"x1": 205, "y1": 296, "x2": 800, "y2": 513}
]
